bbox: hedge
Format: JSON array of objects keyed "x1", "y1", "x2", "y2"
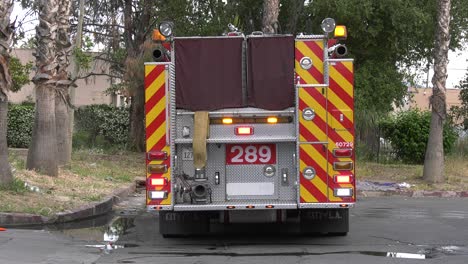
[
  {"x1": 74, "y1": 104, "x2": 129, "y2": 148},
  {"x1": 7, "y1": 103, "x2": 129, "y2": 149},
  {"x1": 7, "y1": 103, "x2": 34, "y2": 148},
  {"x1": 380, "y1": 109, "x2": 458, "y2": 164}
]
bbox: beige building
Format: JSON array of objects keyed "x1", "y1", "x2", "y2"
[
  {"x1": 403, "y1": 87, "x2": 461, "y2": 111},
  {"x1": 8, "y1": 49, "x2": 125, "y2": 107}
]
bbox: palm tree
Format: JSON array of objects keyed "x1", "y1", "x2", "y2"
[
  {"x1": 55, "y1": 0, "x2": 73, "y2": 165},
  {"x1": 26, "y1": 0, "x2": 59, "y2": 176},
  {"x1": 0, "y1": 0, "x2": 14, "y2": 184},
  {"x1": 423, "y1": 0, "x2": 451, "y2": 183},
  {"x1": 262, "y1": 0, "x2": 280, "y2": 33}
]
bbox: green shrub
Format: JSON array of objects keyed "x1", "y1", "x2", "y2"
[
  {"x1": 7, "y1": 104, "x2": 34, "y2": 148},
  {"x1": 380, "y1": 109, "x2": 458, "y2": 164},
  {"x1": 74, "y1": 105, "x2": 129, "y2": 149}
]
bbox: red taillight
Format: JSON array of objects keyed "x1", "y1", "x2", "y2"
[
  {"x1": 334, "y1": 175, "x2": 353, "y2": 183},
  {"x1": 150, "y1": 178, "x2": 168, "y2": 186},
  {"x1": 147, "y1": 151, "x2": 168, "y2": 161},
  {"x1": 333, "y1": 148, "x2": 353, "y2": 158},
  {"x1": 235, "y1": 126, "x2": 253, "y2": 135}
]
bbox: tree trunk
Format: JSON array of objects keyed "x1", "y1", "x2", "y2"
[
  {"x1": 0, "y1": 0, "x2": 14, "y2": 185},
  {"x1": 55, "y1": 0, "x2": 73, "y2": 165},
  {"x1": 423, "y1": 0, "x2": 451, "y2": 183},
  {"x1": 0, "y1": 100, "x2": 12, "y2": 184},
  {"x1": 125, "y1": 0, "x2": 153, "y2": 152},
  {"x1": 262, "y1": 0, "x2": 280, "y2": 33},
  {"x1": 27, "y1": 0, "x2": 59, "y2": 176}
]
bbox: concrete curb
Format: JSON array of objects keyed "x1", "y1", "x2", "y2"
[
  {"x1": 0, "y1": 182, "x2": 136, "y2": 228},
  {"x1": 357, "y1": 190, "x2": 468, "y2": 198}
]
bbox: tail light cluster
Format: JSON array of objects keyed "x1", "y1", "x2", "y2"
[
  {"x1": 147, "y1": 151, "x2": 169, "y2": 200},
  {"x1": 332, "y1": 148, "x2": 354, "y2": 197}
]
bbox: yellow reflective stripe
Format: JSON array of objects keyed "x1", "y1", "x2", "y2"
[{"x1": 145, "y1": 71, "x2": 165, "y2": 103}]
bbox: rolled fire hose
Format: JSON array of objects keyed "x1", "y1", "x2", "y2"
[{"x1": 192, "y1": 111, "x2": 210, "y2": 170}]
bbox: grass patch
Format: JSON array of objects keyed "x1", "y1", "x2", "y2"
[
  {"x1": 0, "y1": 178, "x2": 29, "y2": 194},
  {"x1": 0, "y1": 149, "x2": 144, "y2": 216},
  {"x1": 357, "y1": 155, "x2": 468, "y2": 191}
]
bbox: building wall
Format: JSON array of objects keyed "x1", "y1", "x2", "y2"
[
  {"x1": 7, "y1": 49, "x2": 116, "y2": 106},
  {"x1": 406, "y1": 87, "x2": 461, "y2": 111}
]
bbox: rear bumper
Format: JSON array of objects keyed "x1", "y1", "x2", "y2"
[{"x1": 147, "y1": 202, "x2": 354, "y2": 211}]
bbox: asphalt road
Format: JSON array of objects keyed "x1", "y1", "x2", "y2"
[{"x1": 1, "y1": 197, "x2": 468, "y2": 264}]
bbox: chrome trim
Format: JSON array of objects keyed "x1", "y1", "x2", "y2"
[
  {"x1": 295, "y1": 35, "x2": 326, "y2": 39},
  {"x1": 175, "y1": 137, "x2": 297, "y2": 144},
  {"x1": 296, "y1": 84, "x2": 328, "y2": 88},
  {"x1": 299, "y1": 203, "x2": 354, "y2": 209},
  {"x1": 299, "y1": 141, "x2": 329, "y2": 145},
  {"x1": 165, "y1": 64, "x2": 170, "y2": 145},
  {"x1": 328, "y1": 58, "x2": 354, "y2": 62},
  {"x1": 175, "y1": 36, "x2": 244, "y2": 39},
  {"x1": 144, "y1": 62, "x2": 171, "y2": 65},
  {"x1": 177, "y1": 109, "x2": 295, "y2": 116}
]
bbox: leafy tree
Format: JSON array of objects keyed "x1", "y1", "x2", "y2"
[{"x1": 9, "y1": 57, "x2": 33, "y2": 92}]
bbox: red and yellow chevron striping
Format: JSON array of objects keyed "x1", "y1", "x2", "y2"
[
  {"x1": 145, "y1": 63, "x2": 172, "y2": 207},
  {"x1": 327, "y1": 60, "x2": 355, "y2": 202},
  {"x1": 295, "y1": 39, "x2": 324, "y2": 85}
]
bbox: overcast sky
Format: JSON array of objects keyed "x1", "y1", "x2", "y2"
[{"x1": 12, "y1": 3, "x2": 468, "y2": 88}]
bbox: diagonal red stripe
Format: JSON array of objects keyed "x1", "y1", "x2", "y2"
[
  {"x1": 304, "y1": 40, "x2": 324, "y2": 62},
  {"x1": 145, "y1": 83, "x2": 165, "y2": 115},
  {"x1": 295, "y1": 48, "x2": 323, "y2": 84},
  {"x1": 145, "y1": 65, "x2": 165, "y2": 90},
  {"x1": 300, "y1": 146, "x2": 328, "y2": 183},
  {"x1": 300, "y1": 177, "x2": 328, "y2": 202},
  {"x1": 334, "y1": 62, "x2": 354, "y2": 85},
  {"x1": 299, "y1": 98, "x2": 327, "y2": 139},
  {"x1": 146, "y1": 109, "x2": 166, "y2": 141},
  {"x1": 329, "y1": 78, "x2": 354, "y2": 110}
]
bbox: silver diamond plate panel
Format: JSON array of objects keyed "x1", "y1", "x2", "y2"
[
  {"x1": 226, "y1": 163, "x2": 278, "y2": 200},
  {"x1": 174, "y1": 143, "x2": 227, "y2": 204},
  {"x1": 173, "y1": 143, "x2": 298, "y2": 205}
]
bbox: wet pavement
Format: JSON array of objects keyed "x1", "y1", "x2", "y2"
[{"x1": 1, "y1": 196, "x2": 468, "y2": 263}]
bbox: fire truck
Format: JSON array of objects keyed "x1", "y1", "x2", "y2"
[{"x1": 145, "y1": 18, "x2": 355, "y2": 236}]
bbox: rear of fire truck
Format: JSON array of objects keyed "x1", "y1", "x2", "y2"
[{"x1": 144, "y1": 18, "x2": 355, "y2": 236}]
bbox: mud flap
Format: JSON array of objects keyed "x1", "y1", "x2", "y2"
[
  {"x1": 300, "y1": 209, "x2": 349, "y2": 235},
  {"x1": 159, "y1": 211, "x2": 211, "y2": 236}
]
